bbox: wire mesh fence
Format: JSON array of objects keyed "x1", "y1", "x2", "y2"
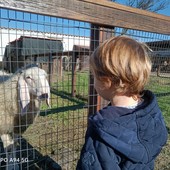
[{"x1": 0, "y1": 2, "x2": 170, "y2": 170}]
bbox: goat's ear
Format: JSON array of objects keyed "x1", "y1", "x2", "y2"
[
  {"x1": 46, "y1": 78, "x2": 51, "y2": 108},
  {"x1": 18, "y1": 76, "x2": 30, "y2": 115},
  {"x1": 40, "y1": 77, "x2": 51, "y2": 107}
]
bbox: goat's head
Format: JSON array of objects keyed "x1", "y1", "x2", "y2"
[{"x1": 18, "y1": 66, "x2": 50, "y2": 115}]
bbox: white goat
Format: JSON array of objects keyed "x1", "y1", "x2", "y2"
[{"x1": 0, "y1": 66, "x2": 50, "y2": 170}]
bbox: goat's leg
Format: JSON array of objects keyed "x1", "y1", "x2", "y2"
[{"x1": 1, "y1": 134, "x2": 19, "y2": 170}]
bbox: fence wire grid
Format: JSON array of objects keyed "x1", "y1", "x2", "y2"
[{"x1": 0, "y1": 6, "x2": 169, "y2": 170}]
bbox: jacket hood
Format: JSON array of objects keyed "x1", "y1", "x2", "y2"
[{"x1": 89, "y1": 90, "x2": 168, "y2": 164}]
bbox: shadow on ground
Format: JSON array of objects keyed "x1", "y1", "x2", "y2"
[
  {"x1": 40, "y1": 88, "x2": 87, "y2": 116},
  {"x1": 0, "y1": 138, "x2": 61, "y2": 170}
]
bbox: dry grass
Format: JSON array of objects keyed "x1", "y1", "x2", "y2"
[{"x1": 22, "y1": 108, "x2": 88, "y2": 169}]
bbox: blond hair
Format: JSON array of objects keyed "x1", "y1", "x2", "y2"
[{"x1": 90, "y1": 36, "x2": 152, "y2": 97}]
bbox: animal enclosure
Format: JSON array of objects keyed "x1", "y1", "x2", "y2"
[{"x1": 0, "y1": 0, "x2": 170, "y2": 170}]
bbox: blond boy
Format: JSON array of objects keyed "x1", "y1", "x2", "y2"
[{"x1": 77, "y1": 36, "x2": 167, "y2": 170}]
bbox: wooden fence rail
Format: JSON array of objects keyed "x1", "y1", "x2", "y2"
[{"x1": 0, "y1": 0, "x2": 170, "y2": 34}]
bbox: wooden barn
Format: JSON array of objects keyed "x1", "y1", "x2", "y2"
[{"x1": 3, "y1": 36, "x2": 63, "y2": 74}]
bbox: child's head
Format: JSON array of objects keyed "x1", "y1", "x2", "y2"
[{"x1": 90, "y1": 36, "x2": 152, "y2": 98}]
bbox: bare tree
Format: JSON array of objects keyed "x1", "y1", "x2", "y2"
[
  {"x1": 112, "y1": 0, "x2": 169, "y2": 12},
  {"x1": 111, "y1": 0, "x2": 169, "y2": 34}
]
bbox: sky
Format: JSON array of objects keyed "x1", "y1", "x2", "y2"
[
  {"x1": 158, "y1": 6, "x2": 170, "y2": 16},
  {"x1": 0, "y1": 1, "x2": 170, "y2": 37},
  {"x1": 117, "y1": 0, "x2": 170, "y2": 17}
]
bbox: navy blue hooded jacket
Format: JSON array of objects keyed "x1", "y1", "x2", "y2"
[{"x1": 76, "y1": 90, "x2": 168, "y2": 170}]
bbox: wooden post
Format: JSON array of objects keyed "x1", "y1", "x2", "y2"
[
  {"x1": 98, "y1": 26, "x2": 114, "y2": 109},
  {"x1": 88, "y1": 25, "x2": 114, "y2": 116},
  {"x1": 71, "y1": 52, "x2": 77, "y2": 97},
  {"x1": 59, "y1": 56, "x2": 62, "y2": 78},
  {"x1": 88, "y1": 24, "x2": 100, "y2": 117},
  {"x1": 157, "y1": 65, "x2": 160, "y2": 77},
  {"x1": 48, "y1": 53, "x2": 52, "y2": 85}
]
